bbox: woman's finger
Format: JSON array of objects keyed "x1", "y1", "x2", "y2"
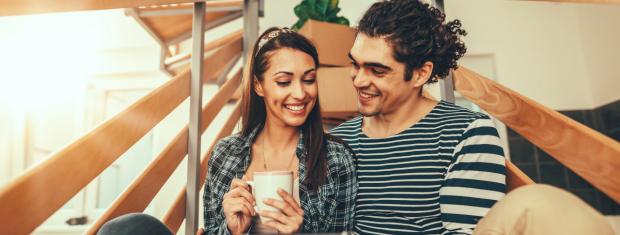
[
  {"x1": 277, "y1": 188, "x2": 303, "y2": 215},
  {"x1": 264, "y1": 198, "x2": 296, "y2": 217},
  {"x1": 259, "y1": 210, "x2": 289, "y2": 225},
  {"x1": 230, "y1": 178, "x2": 250, "y2": 191},
  {"x1": 262, "y1": 220, "x2": 294, "y2": 234},
  {"x1": 230, "y1": 179, "x2": 252, "y2": 197},
  {"x1": 224, "y1": 187, "x2": 255, "y2": 206},
  {"x1": 224, "y1": 198, "x2": 256, "y2": 216},
  {"x1": 235, "y1": 188, "x2": 256, "y2": 205},
  {"x1": 226, "y1": 202, "x2": 254, "y2": 217}
]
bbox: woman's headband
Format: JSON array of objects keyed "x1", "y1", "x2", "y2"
[{"x1": 256, "y1": 28, "x2": 294, "y2": 54}]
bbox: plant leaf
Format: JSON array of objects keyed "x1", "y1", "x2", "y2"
[
  {"x1": 306, "y1": 0, "x2": 317, "y2": 12},
  {"x1": 292, "y1": 0, "x2": 349, "y2": 26},
  {"x1": 317, "y1": 0, "x2": 329, "y2": 17},
  {"x1": 294, "y1": 3, "x2": 310, "y2": 20},
  {"x1": 292, "y1": 20, "x2": 305, "y2": 31},
  {"x1": 328, "y1": 6, "x2": 341, "y2": 17},
  {"x1": 334, "y1": 16, "x2": 350, "y2": 26},
  {"x1": 326, "y1": 0, "x2": 339, "y2": 16},
  {"x1": 329, "y1": 0, "x2": 339, "y2": 10}
]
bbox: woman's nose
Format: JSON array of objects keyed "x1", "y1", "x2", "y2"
[{"x1": 290, "y1": 81, "x2": 306, "y2": 99}]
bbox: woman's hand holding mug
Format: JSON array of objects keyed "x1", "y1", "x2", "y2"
[
  {"x1": 222, "y1": 178, "x2": 256, "y2": 234},
  {"x1": 260, "y1": 188, "x2": 304, "y2": 234}
]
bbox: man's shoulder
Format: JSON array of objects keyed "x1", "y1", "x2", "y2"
[
  {"x1": 330, "y1": 116, "x2": 363, "y2": 137},
  {"x1": 432, "y1": 101, "x2": 491, "y2": 125}
]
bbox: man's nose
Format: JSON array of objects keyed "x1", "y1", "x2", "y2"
[{"x1": 352, "y1": 70, "x2": 371, "y2": 88}]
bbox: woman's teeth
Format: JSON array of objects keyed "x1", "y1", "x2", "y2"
[{"x1": 285, "y1": 104, "x2": 305, "y2": 111}]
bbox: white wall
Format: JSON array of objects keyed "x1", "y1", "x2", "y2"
[
  {"x1": 0, "y1": 104, "x2": 17, "y2": 186},
  {"x1": 575, "y1": 4, "x2": 620, "y2": 108},
  {"x1": 444, "y1": 0, "x2": 596, "y2": 110}
]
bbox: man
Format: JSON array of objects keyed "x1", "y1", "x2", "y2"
[{"x1": 330, "y1": 0, "x2": 506, "y2": 234}]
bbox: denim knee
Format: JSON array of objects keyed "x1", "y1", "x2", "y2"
[{"x1": 97, "y1": 213, "x2": 173, "y2": 235}]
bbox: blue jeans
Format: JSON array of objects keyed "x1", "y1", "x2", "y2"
[{"x1": 97, "y1": 213, "x2": 174, "y2": 235}]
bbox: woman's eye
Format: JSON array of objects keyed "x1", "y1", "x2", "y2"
[
  {"x1": 303, "y1": 78, "x2": 316, "y2": 84},
  {"x1": 276, "y1": 81, "x2": 291, "y2": 86}
]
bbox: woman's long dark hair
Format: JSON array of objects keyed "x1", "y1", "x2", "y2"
[{"x1": 240, "y1": 27, "x2": 327, "y2": 191}]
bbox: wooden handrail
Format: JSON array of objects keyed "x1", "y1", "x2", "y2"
[
  {"x1": 165, "y1": 30, "x2": 243, "y2": 66},
  {"x1": 506, "y1": 161, "x2": 535, "y2": 191},
  {"x1": 453, "y1": 66, "x2": 620, "y2": 202},
  {"x1": 169, "y1": 34, "x2": 242, "y2": 80},
  {"x1": 162, "y1": 101, "x2": 242, "y2": 233},
  {"x1": 200, "y1": 36, "x2": 242, "y2": 83},
  {"x1": 146, "y1": 10, "x2": 241, "y2": 44},
  {"x1": 85, "y1": 68, "x2": 241, "y2": 234},
  {"x1": 0, "y1": 65, "x2": 191, "y2": 235},
  {"x1": 0, "y1": 0, "x2": 198, "y2": 16}
]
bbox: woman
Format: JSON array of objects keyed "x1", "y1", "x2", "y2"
[
  {"x1": 202, "y1": 27, "x2": 357, "y2": 234},
  {"x1": 97, "y1": 28, "x2": 356, "y2": 235}
]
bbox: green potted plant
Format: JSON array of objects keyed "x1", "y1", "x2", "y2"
[
  {"x1": 291, "y1": 0, "x2": 350, "y2": 31},
  {"x1": 293, "y1": 0, "x2": 356, "y2": 66}
]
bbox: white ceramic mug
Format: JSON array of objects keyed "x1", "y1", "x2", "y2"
[{"x1": 247, "y1": 171, "x2": 293, "y2": 222}]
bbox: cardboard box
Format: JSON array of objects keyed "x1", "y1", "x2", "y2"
[
  {"x1": 317, "y1": 66, "x2": 358, "y2": 118},
  {"x1": 298, "y1": 20, "x2": 357, "y2": 66}
]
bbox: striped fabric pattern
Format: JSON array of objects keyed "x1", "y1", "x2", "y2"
[{"x1": 330, "y1": 101, "x2": 506, "y2": 234}]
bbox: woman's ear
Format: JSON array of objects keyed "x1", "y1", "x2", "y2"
[
  {"x1": 412, "y1": 61, "x2": 434, "y2": 87},
  {"x1": 253, "y1": 77, "x2": 265, "y2": 97}
]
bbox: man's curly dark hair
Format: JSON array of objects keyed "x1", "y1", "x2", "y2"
[{"x1": 358, "y1": 0, "x2": 467, "y2": 83}]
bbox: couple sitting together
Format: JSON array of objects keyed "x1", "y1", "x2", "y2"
[{"x1": 99, "y1": 0, "x2": 613, "y2": 234}]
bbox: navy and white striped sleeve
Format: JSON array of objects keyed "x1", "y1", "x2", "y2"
[{"x1": 440, "y1": 116, "x2": 506, "y2": 234}]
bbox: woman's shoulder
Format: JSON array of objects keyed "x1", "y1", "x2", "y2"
[
  {"x1": 209, "y1": 132, "x2": 247, "y2": 164},
  {"x1": 214, "y1": 132, "x2": 244, "y2": 146},
  {"x1": 324, "y1": 135, "x2": 355, "y2": 167}
]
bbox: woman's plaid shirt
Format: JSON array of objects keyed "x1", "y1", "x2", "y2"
[{"x1": 202, "y1": 128, "x2": 358, "y2": 234}]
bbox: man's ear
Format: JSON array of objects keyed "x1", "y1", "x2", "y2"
[
  {"x1": 412, "y1": 61, "x2": 434, "y2": 87},
  {"x1": 253, "y1": 77, "x2": 265, "y2": 97}
]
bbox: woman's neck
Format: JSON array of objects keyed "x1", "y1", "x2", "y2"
[{"x1": 260, "y1": 119, "x2": 299, "y2": 151}]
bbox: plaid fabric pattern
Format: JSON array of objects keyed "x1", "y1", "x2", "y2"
[{"x1": 202, "y1": 127, "x2": 357, "y2": 234}]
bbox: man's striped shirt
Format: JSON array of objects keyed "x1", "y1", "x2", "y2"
[{"x1": 330, "y1": 101, "x2": 506, "y2": 234}]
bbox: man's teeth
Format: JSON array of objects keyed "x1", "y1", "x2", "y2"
[
  {"x1": 360, "y1": 92, "x2": 376, "y2": 98},
  {"x1": 285, "y1": 105, "x2": 305, "y2": 111}
]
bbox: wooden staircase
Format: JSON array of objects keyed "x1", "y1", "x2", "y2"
[
  {"x1": 0, "y1": 0, "x2": 618, "y2": 234},
  {"x1": 124, "y1": 1, "x2": 245, "y2": 77}
]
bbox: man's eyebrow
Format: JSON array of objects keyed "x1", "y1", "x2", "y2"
[
  {"x1": 348, "y1": 53, "x2": 392, "y2": 71},
  {"x1": 364, "y1": 62, "x2": 392, "y2": 71}
]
